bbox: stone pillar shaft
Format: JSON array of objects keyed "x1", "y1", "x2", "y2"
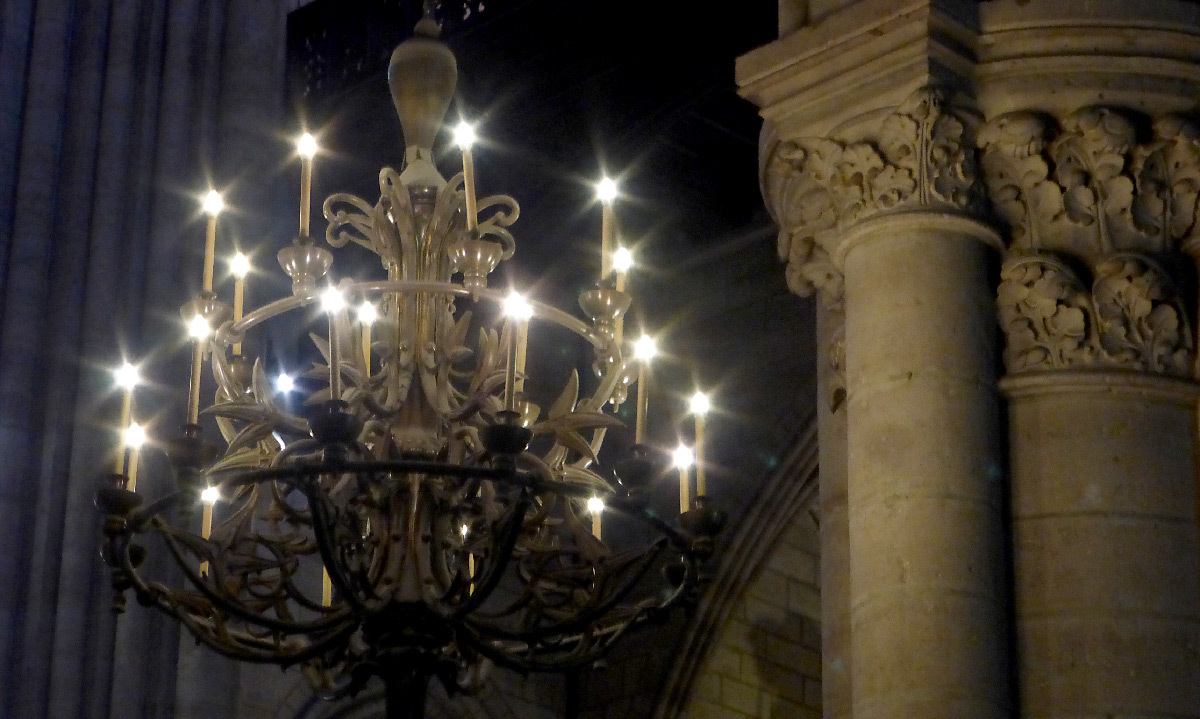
[
  {"x1": 1005, "y1": 377, "x2": 1200, "y2": 718},
  {"x1": 816, "y1": 300, "x2": 850, "y2": 719},
  {"x1": 843, "y1": 213, "x2": 1009, "y2": 719}
]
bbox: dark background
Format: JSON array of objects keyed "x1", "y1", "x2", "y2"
[{"x1": 284, "y1": 1, "x2": 816, "y2": 713}]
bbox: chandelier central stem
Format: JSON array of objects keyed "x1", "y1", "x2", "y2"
[{"x1": 384, "y1": 663, "x2": 431, "y2": 719}]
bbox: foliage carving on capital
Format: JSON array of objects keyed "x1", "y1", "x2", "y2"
[
  {"x1": 980, "y1": 108, "x2": 1200, "y2": 259},
  {"x1": 763, "y1": 87, "x2": 987, "y2": 303},
  {"x1": 983, "y1": 107, "x2": 1200, "y2": 377},
  {"x1": 997, "y1": 252, "x2": 1192, "y2": 376}
]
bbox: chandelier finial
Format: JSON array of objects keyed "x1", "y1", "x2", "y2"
[{"x1": 388, "y1": 22, "x2": 457, "y2": 188}]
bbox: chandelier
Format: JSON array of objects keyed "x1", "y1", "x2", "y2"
[{"x1": 94, "y1": 17, "x2": 724, "y2": 719}]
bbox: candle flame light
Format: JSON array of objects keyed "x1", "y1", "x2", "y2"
[
  {"x1": 689, "y1": 391, "x2": 710, "y2": 415},
  {"x1": 114, "y1": 362, "x2": 140, "y2": 390},
  {"x1": 320, "y1": 287, "x2": 346, "y2": 313},
  {"x1": 123, "y1": 422, "x2": 147, "y2": 450},
  {"x1": 202, "y1": 190, "x2": 224, "y2": 216},
  {"x1": 453, "y1": 121, "x2": 476, "y2": 149},
  {"x1": 201, "y1": 486, "x2": 221, "y2": 505},
  {"x1": 596, "y1": 177, "x2": 618, "y2": 204},
  {"x1": 275, "y1": 374, "x2": 295, "y2": 394},
  {"x1": 634, "y1": 335, "x2": 657, "y2": 361},
  {"x1": 503, "y1": 291, "x2": 533, "y2": 320},
  {"x1": 357, "y1": 301, "x2": 378, "y2": 325},
  {"x1": 673, "y1": 444, "x2": 695, "y2": 469},
  {"x1": 613, "y1": 246, "x2": 634, "y2": 273},
  {"x1": 297, "y1": 132, "x2": 318, "y2": 159},
  {"x1": 187, "y1": 315, "x2": 211, "y2": 339},
  {"x1": 587, "y1": 497, "x2": 605, "y2": 514},
  {"x1": 230, "y1": 252, "x2": 251, "y2": 278}
]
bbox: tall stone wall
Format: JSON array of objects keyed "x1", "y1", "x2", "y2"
[{"x1": 682, "y1": 506, "x2": 822, "y2": 719}]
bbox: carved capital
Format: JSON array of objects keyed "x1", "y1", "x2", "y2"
[
  {"x1": 997, "y1": 252, "x2": 1192, "y2": 377},
  {"x1": 980, "y1": 107, "x2": 1200, "y2": 259},
  {"x1": 982, "y1": 107, "x2": 1200, "y2": 377},
  {"x1": 764, "y1": 87, "x2": 988, "y2": 302}
]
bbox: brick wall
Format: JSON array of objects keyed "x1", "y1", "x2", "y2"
[{"x1": 682, "y1": 506, "x2": 822, "y2": 718}]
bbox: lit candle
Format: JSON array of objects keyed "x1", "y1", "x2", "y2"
[
  {"x1": 186, "y1": 315, "x2": 211, "y2": 425},
  {"x1": 597, "y1": 177, "x2": 617, "y2": 280},
  {"x1": 298, "y1": 133, "x2": 317, "y2": 238},
  {"x1": 633, "y1": 335, "x2": 656, "y2": 444},
  {"x1": 322, "y1": 569, "x2": 332, "y2": 607},
  {"x1": 201, "y1": 190, "x2": 223, "y2": 292},
  {"x1": 611, "y1": 246, "x2": 633, "y2": 347},
  {"x1": 358, "y1": 301, "x2": 377, "y2": 373},
  {"x1": 230, "y1": 252, "x2": 251, "y2": 355},
  {"x1": 113, "y1": 362, "x2": 140, "y2": 473},
  {"x1": 454, "y1": 122, "x2": 478, "y2": 231},
  {"x1": 504, "y1": 292, "x2": 533, "y2": 395},
  {"x1": 462, "y1": 524, "x2": 474, "y2": 595},
  {"x1": 200, "y1": 485, "x2": 219, "y2": 576},
  {"x1": 587, "y1": 496, "x2": 605, "y2": 541},
  {"x1": 123, "y1": 422, "x2": 147, "y2": 492},
  {"x1": 321, "y1": 287, "x2": 346, "y2": 401},
  {"x1": 674, "y1": 444, "x2": 694, "y2": 514},
  {"x1": 690, "y1": 391, "x2": 711, "y2": 497}
]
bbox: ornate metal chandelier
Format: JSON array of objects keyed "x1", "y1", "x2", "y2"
[{"x1": 95, "y1": 18, "x2": 723, "y2": 719}]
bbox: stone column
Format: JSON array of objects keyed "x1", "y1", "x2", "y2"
[
  {"x1": 815, "y1": 299, "x2": 850, "y2": 719},
  {"x1": 983, "y1": 108, "x2": 1200, "y2": 719},
  {"x1": 762, "y1": 88, "x2": 1011, "y2": 719}
]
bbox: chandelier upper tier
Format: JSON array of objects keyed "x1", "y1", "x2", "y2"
[{"x1": 95, "y1": 17, "x2": 723, "y2": 719}]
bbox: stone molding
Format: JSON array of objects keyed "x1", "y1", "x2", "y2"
[
  {"x1": 999, "y1": 369, "x2": 1200, "y2": 403},
  {"x1": 763, "y1": 85, "x2": 987, "y2": 303},
  {"x1": 982, "y1": 107, "x2": 1199, "y2": 377}
]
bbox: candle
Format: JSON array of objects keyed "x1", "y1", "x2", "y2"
[
  {"x1": 322, "y1": 569, "x2": 332, "y2": 606},
  {"x1": 633, "y1": 335, "x2": 656, "y2": 444},
  {"x1": 597, "y1": 178, "x2": 617, "y2": 280},
  {"x1": 503, "y1": 318, "x2": 517, "y2": 412},
  {"x1": 454, "y1": 122, "x2": 478, "y2": 231},
  {"x1": 200, "y1": 485, "x2": 219, "y2": 576},
  {"x1": 123, "y1": 422, "x2": 147, "y2": 492},
  {"x1": 113, "y1": 362, "x2": 139, "y2": 473},
  {"x1": 587, "y1": 496, "x2": 605, "y2": 541},
  {"x1": 611, "y1": 247, "x2": 633, "y2": 347},
  {"x1": 358, "y1": 301, "x2": 377, "y2": 373},
  {"x1": 230, "y1": 253, "x2": 250, "y2": 355},
  {"x1": 673, "y1": 445, "x2": 694, "y2": 514},
  {"x1": 463, "y1": 523, "x2": 474, "y2": 595},
  {"x1": 321, "y1": 287, "x2": 346, "y2": 401},
  {"x1": 503, "y1": 292, "x2": 533, "y2": 395},
  {"x1": 690, "y1": 391, "x2": 711, "y2": 497},
  {"x1": 201, "y1": 191, "x2": 223, "y2": 292},
  {"x1": 186, "y1": 316, "x2": 211, "y2": 425},
  {"x1": 298, "y1": 133, "x2": 317, "y2": 238}
]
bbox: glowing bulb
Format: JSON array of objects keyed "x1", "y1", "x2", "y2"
[
  {"x1": 230, "y1": 252, "x2": 251, "y2": 278},
  {"x1": 587, "y1": 497, "x2": 605, "y2": 515},
  {"x1": 634, "y1": 335, "x2": 656, "y2": 361},
  {"x1": 320, "y1": 286, "x2": 346, "y2": 313},
  {"x1": 673, "y1": 444, "x2": 695, "y2": 470},
  {"x1": 596, "y1": 177, "x2": 618, "y2": 204},
  {"x1": 613, "y1": 246, "x2": 634, "y2": 273},
  {"x1": 275, "y1": 374, "x2": 295, "y2": 393},
  {"x1": 187, "y1": 315, "x2": 211, "y2": 339},
  {"x1": 297, "y1": 132, "x2": 318, "y2": 159},
  {"x1": 689, "y1": 391, "x2": 711, "y2": 416},
  {"x1": 114, "y1": 362, "x2": 140, "y2": 390},
  {"x1": 123, "y1": 422, "x2": 147, "y2": 450},
  {"x1": 503, "y1": 291, "x2": 533, "y2": 320},
  {"x1": 357, "y1": 301, "x2": 378, "y2": 325},
  {"x1": 200, "y1": 486, "x2": 220, "y2": 504},
  {"x1": 202, "y1": 190, "x2": 223, "y2": 216},
  {"x1": 453, "y1": 121, "x2": 476, "y2": 149}
]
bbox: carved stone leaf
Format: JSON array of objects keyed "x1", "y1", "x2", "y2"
[
  {"x1": 1092, "y1": 254, "x2": 1192, "y2": 376},
  {"x1": 997, "y1": 254, "x2": 1098, "y2": 372}
]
